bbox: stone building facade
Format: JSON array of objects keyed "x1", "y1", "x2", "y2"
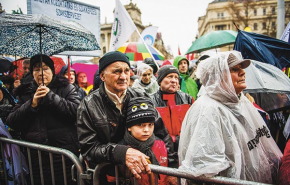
[{"x1": 197, "y1": 0, "x2": 290, "y2": 51}]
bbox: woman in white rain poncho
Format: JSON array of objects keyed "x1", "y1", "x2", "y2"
[
  {"x1": 178, "y1": 51, "x2": 282, "y2": 184},
  {"x1": 131, "y1": 63, "x2": 159, "y2": 95}
]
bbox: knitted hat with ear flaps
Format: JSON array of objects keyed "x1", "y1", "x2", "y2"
[{"x1": 126, "y1": 97, "x2": 156, "y2": 128}]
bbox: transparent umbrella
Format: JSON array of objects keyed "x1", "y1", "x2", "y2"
[{"x1": 244, "y1": 60, "x2": 290, "y2": 94}]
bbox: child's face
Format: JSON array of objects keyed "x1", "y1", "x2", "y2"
[{"x1": 128, "y1": 122, "x2": 154, "y2": 142}]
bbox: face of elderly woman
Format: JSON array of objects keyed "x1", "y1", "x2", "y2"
[
  {"x1": 141, "y1": 69, "x2": 152, "y2": 84},
  {"x1": 33, "y1": 62, "x2": 53, "y2": 86},
  {"x1": 230, "y1": 64, "x2": 246, "y2": 95}
]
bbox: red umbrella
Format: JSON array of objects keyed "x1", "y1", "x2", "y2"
[{"x1": 10, "y1": 56, "x2": 66, "y2": 80}]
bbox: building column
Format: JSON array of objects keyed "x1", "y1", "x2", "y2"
[{"x1": 105, "y1": 32, "x2": 109, "y2": 54}]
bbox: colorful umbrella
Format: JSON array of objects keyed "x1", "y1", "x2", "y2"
[
  {"x1": 117, "y1": 42, "x2": 165, "y2": 61},
  {"x1": 9, "y1": 56, "x2": 65, "y2": 80},
  {"x1": 186, "y1": 30, "x2": 237, "y2": 54}
]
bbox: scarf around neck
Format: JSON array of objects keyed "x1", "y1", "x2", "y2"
[{"x1": 124, "y1": 130, "x2": 160, "y2": 165}]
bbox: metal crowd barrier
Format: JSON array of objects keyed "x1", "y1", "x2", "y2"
[
  {"x1": 0, "y1": 137, "x2": 88, "y2": 185},
  {"x1": 0, "y1": 137, "x2": 274, "y2": 185},
  {"x1": 91, "y1": 163, "x2": 274, "y2": 185}
]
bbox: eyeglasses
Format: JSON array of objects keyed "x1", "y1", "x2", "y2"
[{"x1": 33, "y1": 66, "x2": 51, "y2": 73}]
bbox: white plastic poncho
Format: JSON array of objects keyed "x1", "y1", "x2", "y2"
[
  {"x1": 132, "y1": 63, "x2": 159, "y2": 95},
  {"x1": 178, "y1": 52, "x2": 282, "y2": 184}
]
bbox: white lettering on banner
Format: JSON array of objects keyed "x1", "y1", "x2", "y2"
[
  {"x1": 28, "y1": 0, "x2": 101, "y2": 56},
  {"x1": 33, "y1": 0, "x2": 97, "y2": 15},
  {"x1": 56, "y1": 9, "x2": 81, "y2": 20}
]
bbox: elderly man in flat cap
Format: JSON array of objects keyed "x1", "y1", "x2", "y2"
[{"x1": 77, "y1": 51, "x2": 176, "y2": 184}]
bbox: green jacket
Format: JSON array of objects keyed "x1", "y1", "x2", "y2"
[{"x1": 173, "y1": 56, "x2": 198, "y2": 99}]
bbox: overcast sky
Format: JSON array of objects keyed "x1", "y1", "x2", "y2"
[{"x1": 2, "y1": 0, "x2": 214, "y2": 57}]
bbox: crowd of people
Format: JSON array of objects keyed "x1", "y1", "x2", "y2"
[{"x1": 0, "y1": 50, "x2": 290, "y2": 185}]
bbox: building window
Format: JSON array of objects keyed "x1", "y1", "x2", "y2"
[
  {"x1": 263, "y1": 22, "x2": 266, "y2": 29},
  {"x1": 254, "y1": 23, "x2": 258, "y2": 30},
  {"x1": 215, "y1": 25, "x2": 226, "y2": 30},
  {"x1": 102, "y1": 35, "x2": 105, "y2": 42},
  {"x1": 221, "y1": 13, "x2": 224, "y2": 18},
  {"x1": 103, "y1": 46, "x2": 106, "y2": 54},
  {"x1": 254, "y1": 9, "x2": 257, "y2": 16},
  {"x1": 217, "y1": 13, "x2": 220, "y2": 18},
  {"x1": 272, "y1": 7, "x2": 275, "y2": 15},
  {"x1": 263, "y1": 8, "x2": 266, "y2": 15},
  {"x1": 245, "y1": 10, "x2": 248, "y2": 17},
  {"x1": 272, "y1": 21, "x2": 275, "y2": 29}
]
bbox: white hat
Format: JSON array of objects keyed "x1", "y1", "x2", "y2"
[{"x1": 227, "y1": 51, "x2": 251, "y2": 69}]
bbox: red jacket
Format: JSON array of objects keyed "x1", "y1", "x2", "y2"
[
  {"x1": 106, "y1": 139, "x2": 168, "y2": 185},
  {"x1": 150, "y1": 90, "x2": 193, "y2": 142},
  {"x1": 278, "y1": 139, "x2": 290, "y2": 185}
]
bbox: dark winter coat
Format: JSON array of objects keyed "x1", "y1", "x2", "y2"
[
  {"x1": 7, "y1": 75, "x2": 80, "y2": 152},
  {"x1": 150, "y1": 89, "x2": 193, "y2": 108},
  {"x1": 77, "y1": 83, "x2": 176, "y2": 167},
  {"x1": 6, "y1": 75, "x2": 80, "y2": 184}
]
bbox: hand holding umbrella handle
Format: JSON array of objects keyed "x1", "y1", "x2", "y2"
[{"x1": 31, "y1": 85, "x2": 50, "y2": 108}]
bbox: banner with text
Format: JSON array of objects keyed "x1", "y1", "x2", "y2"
[{"x1": 27, "y1": 0, "x2": 101, "y2": 56}]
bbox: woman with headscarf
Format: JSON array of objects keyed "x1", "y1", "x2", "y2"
[
  {"x1": 6, "y1": 54, "x2": 80, "y2": 185},
  {"x1": 178, "y1": 51, "x2": 282, "y2": 184},
  {"x1": 173, "y1": 56, "x2": 198, "y2": 99},
  {"x1": 131, "y1": 63, "x2": 159, "y2": 95}
]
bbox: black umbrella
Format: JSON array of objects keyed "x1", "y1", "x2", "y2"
[{"x1": 0, "y1": 57, "x2": 12, "y2": 74}]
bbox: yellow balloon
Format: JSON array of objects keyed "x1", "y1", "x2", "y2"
[{"x1": 244, "y1": 27, "x2": 252, "y2": 32}]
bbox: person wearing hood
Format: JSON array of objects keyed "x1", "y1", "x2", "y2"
[
  {"x1": 6, "y1": 54, "x2": 80, "y2": 185},
  {"x1": 178, "y1": 51, "x2": 282, "y2": 184},
  {"x1": 59, "y1": 65, "x2": 87, "y2": 100},
  {"x1": 131, "y1": 63, "x2": 159, "y2": 95},
  {"x1": 173, "y1": 56, "x2": 198, "y2": 99},
  {"x1": 143, "y1": 58, "x2": 158, "y2": 78}
]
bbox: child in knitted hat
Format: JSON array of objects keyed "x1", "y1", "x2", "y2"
[{"x1": 106, "y1": 97, "x2": 169, "y2": 185}]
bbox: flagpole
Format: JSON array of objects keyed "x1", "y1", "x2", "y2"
[
  {"x1": 136, "y1": 30, "x2": 160, "y2": 70},
  {"x1": 110, "y1": 0, "x2": 159, "y2": 70}
]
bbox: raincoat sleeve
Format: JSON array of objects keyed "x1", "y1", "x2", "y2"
[{"x1": 178, "y1": 101, "x2": 233, "y2": 177}]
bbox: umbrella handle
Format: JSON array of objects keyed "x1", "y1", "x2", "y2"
[{"x1": 38, "y1": 25, "x2": 44, "y2": 86}]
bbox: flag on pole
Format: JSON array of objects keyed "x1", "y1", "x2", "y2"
[
  {"x1": 281, "y1": 21, "x2": 290, "y2": 43},
  {"x1": 109, "y1": 0, "x2": 138, "y2": 51},
  {"x1": 138, "y1": 26, "x2": 158, "y2": 46},
  {"x1": 178, "y1": 46, "x2": 181, "y2": 55}
]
